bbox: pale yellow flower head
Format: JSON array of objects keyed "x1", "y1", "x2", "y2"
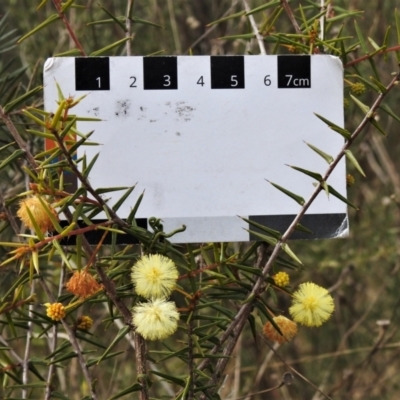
[
  {"x1": 132, "y1": 298, "x2": 180, "y2": 341},
  {"x1": 131, "y1": 254, "x2": 178, "y2": 299},
  {"x1": 263, "y1": 316, "x2": 298, "y2": 344},
  {"x1": 289, "y1": 282, "x2": 334, "y2": 327},
  {"x1": 17, "y1": 196, "x2": 57, "y2": 233}
]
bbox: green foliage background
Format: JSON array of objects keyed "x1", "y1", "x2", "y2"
[{"x1": 1, "y1": 1, "x2": 400, "y2": 399}]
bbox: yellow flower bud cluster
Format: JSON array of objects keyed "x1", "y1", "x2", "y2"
[
  {"x1": 45, "y1": 303, "x2": 66, "y2": 321},
  {"x1": 272, "y1": 271, "x2": 290, "y2": 287},
  {"x1": 350, "y1": 82, "x2": 366, "y2": 96},
  {"x1": 77, "y1": 315, "x2": 93, "y2": 330}
]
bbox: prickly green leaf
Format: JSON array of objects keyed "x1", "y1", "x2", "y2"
[
  {"x1": 90, "y1": 37, "x2": 133, "y2": 56},
  {"x1": 0, "y1": 149, "x2": 25, "y2": 171},
  {"x1": 345, "y1": 150, "x2": 366, "y2": 177},
  {"x1": 17, "y1": 14, "x2": 60, "y2": 43},
  {"x1": 314, "y1": 113, "x2": 351, "y2": 139},
  {"x1": 268, "y1": 181, "x2": 305, "y2": 205},
  {"x1": 328, "y1": 184, "x2": 358, "y2": 209},
  {"x1": 287, "y1": 165, "x2": 323, "y2": 182},
  {"x1": 281, "y1": 243, "x2": 303, "y2": 265},
  {"x1": 305, "y1": 142, "x2": 334, "y2": 164},
  {"x1": 370, "y1": 118, "x2": 387, "y2": 136},
  {"x1": 207, "y1": 11, "x2": 246, "y2": 26},
  {"x1": 244, "y1": 0, "x2": 280, "y2": 16},
  {"x1": 380, "y1": 103, "x2": 400, "y2": 124},
  {"x1": 241, "y1": 217, "x2": 282, "y2": 239},
  {"x1": 294, "y1": 223, "x2": 313, "y2": 234},
  {"x1": 350, "y1": 94, "x2": 370, "y2": 115},
  {"x1": 3, "y1": 85, "x2": 43, "y2": 113},
  {"x1": 98, "y1": 3, "x2": 127, "y2": 32},
  {"x1": 97, "y1": 326, "x2": 130, "y2": 365},
  {"x1": 108, "y1": 383, "x2": 143, "y2": 399},
  {"x1": 354, "y1": 20, "x2": 368, "y2": 53},
  {"x1": 247, "y1": 230, "x2": 278, "y2": 246}
]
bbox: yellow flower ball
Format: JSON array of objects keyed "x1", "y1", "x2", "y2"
[
  {"x1": 272, "y1": 271, "x2": 290, "y2": 287},
  {"x1": 45, "y1": 303, "x2": 66, "y2": 321},
  {"x1": 132, "y1": 298, "x2": 180, "y2": 341},
  {"x1": 289, "y1": 282, "x2": 334, "y2": 327},
  {"x1": 77, "y1": 315, "x2": 93, "y2": 330},
  {"x1": 131, "y1": 254, "x2": 178, "y2": 299}
]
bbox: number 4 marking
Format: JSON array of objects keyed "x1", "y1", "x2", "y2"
[{"x1": 197, "y1": 76, "x2": 205, "y2": 86}]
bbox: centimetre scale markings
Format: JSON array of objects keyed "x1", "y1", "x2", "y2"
[{"x1": 75, "y1": 55, "x2": 311, "y2": 92}]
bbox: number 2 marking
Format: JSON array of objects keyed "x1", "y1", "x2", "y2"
[
  {"x1": 163, "y1": 75, "x2": 171, "y2": 87},
  {"x1": 130, "y1": 76, "x2": 137, "y2": 88}
]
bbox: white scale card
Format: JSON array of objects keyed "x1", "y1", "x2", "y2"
[{"x1": 43, "y1": 55, "x2": 347, "y2": 243}]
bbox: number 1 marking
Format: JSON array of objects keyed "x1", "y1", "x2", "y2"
[{"x1": 96, "y1": 77, "x2": 101, "y2": 88}]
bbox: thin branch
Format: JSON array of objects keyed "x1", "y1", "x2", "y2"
[
  {"x1": 185, "y1": 0, "x2": 239, "y2": 53},
  {"x1": 125, "y1": 0, "x2": 135, "y2": 55},
  {"x1": 280, "y1": 0, "x2": 303, "y2": 36},
  {"x1": 21, "y1": 282, "x2": 34, "y2": 399},
  {"x1": 51, "y1": 0, "x2": 86, "y2": 56},
  {"x1": 242, "y1": 0, "x2": 266, "y2": 54}
]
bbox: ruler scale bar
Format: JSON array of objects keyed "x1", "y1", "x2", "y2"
[{"x1": 44, "y1": 55, "x2": 347, "y2": 243}]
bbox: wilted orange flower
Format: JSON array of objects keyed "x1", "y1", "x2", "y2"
[
  {"x1": 66, "y1": 270, "x2": 102, "y2": 299},
  {"x1": 17, "y1": 196, "x2": 57, "y2": 233},
  {"x1": 45, "y1": 303, "x2": 65, "y2": 321},
  {"x1": 263, "y1": 316, "x2": 298, "y2": 344}
]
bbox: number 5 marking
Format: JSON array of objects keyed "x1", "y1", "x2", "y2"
[{"x1": 231, "y1": 75, "x2": 238, "y2": 87}]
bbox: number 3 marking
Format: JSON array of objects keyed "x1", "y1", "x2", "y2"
[{"x1": 163, "y1": 75, "x2": 171, "y2": 87}]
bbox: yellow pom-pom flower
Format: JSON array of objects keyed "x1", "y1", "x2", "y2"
[
  {"x1": 131, "y1": 254, "x2": 178, "y2": 299},
  {"x1": 350, "y1": 82, "x2": 366, "y2": 96},
  {"x1": 132, "y1": 298, "x2": 180, "y2": 341},
  {"x1": 289, "y1": 282, "x2": 334, "y2": 327},
  {"x1": 77, "y1": 315, "x2": 93, "y2": 330},
  {"x1": 45, "y1": 303, "x2": 66, "y2": 321},
  {"x1": 263, "y1": 316, "x2": 298, "y2": 344},
  {"x1": 272, "y1": 271, "x2": 290, "y2": 287},
  {"x1": 17, "y1": 196, "x2": 57, "y2": 233}
]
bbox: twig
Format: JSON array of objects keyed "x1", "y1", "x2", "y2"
[
  {"x1": 167, "y1": 0, "x2": 182, "y2": 54},
  {"x1": 185, "y1": 0, "x2": 239, "y2": 53},
  {"x1": 345, "y1": 44, "x2": 400, "y2": 68},
  {"x1": 280, "y1": 0, "x2": 303, "y2": 36},
  {"x1": 242, "y1": 0, "x2": 267, "y2": 55},
  {"x1": 125, "y1": 0, "x2": 135, "y2": 55},
  {"x1": 51, "y1": 0, "x2": 86, "y2": 56},
  {"x1": 21, "y1": 282, "x2": 35, "y2": 399}
]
